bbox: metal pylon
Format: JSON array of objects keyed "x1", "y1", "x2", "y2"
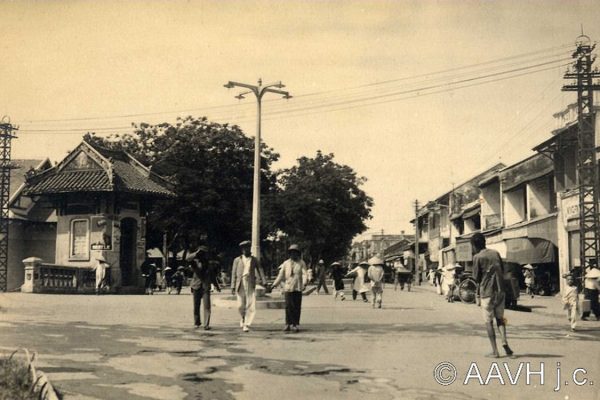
[
  {"x1": 0, "y1": 118, "x2": 17, "y2": 292},
  {"x1": 562, "y1": 35, "x2": 600, "y2": 276}
]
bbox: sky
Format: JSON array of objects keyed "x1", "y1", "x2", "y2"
[{"x1": 1, "y1": 1, "x2": 600, "y2": 239}]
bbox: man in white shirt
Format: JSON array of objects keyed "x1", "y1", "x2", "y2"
[
  {"x1": 581, "y1": 263, "x2": 600, "y2": 321},
  {"x1": 231, "y1": 240, "x2": 267, "y2": 332}
]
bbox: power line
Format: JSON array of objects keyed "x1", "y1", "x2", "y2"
[
  {"x1": 228, "y1": 61, "x2": 571, "y2": 125},
  {"x1": 20, "y1": 44, "x2": 572, "y2": 126},
  {"x1": 17, "y1": 58, "x2": 570, "y2": 134},
  {"x1": 221, "y1": 51, "x2": 572, "y2": 119},
  {"x1": 468, "y1": 75, "x2": 563, "y2": 163}
]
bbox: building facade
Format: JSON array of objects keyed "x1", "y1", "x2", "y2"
[{"x1": 20, "y1": 139, "x2": 173, "y2": 292}]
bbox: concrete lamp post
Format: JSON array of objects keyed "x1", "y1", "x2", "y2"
[{"x1": 224, "y1": 79, "x2": 291, "y2": 260}]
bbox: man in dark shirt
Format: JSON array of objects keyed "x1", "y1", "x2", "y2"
[
  {"x1": 471, "y1": 233, "x2": 515, "y2": 358},
  {"x1": 188, "y1": 246, "x2": 221, "y2": 330},
  {"x1": 315, "y1": 259, "x2": 330, "y2": 295}
]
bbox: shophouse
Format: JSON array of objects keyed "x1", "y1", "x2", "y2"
[
  {"x1": 533, "y1": 104, "x2": 600, "y2": 291},
  {"x1": 499, "y1": 153, "x2": 558, "y2": 292},
  {"x1": 438, "y1": 164, "x2": 505, "y2": 269}
]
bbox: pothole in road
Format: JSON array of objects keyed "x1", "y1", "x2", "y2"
[{"x1": 302, "y1": 367, "x2": 354, "y2": 376}]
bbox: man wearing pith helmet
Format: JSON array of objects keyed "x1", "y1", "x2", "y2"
[
  {"x1": 315, "y1": 259, "x2": 330, "y2": 295},
  {"x1": 272, "y1": 244, "x2": 308, "y2": 333},
  {"x1": 231, "y1": 240, "x2": 267, "y2": 332}
]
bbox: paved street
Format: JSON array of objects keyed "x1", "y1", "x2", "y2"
[{"x1": 1, "y1": 286, "x2": 599, "y2": 400}]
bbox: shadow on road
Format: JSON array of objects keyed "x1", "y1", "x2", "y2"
[{"x1": 511, "y1": 353, "x2": 563, "y2": 359}]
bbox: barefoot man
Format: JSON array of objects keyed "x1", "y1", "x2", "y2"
[{"x1": 471, "y1": 232, "x2": 515, "y2": 358}]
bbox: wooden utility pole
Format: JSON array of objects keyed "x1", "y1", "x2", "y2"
[
  {"x1": 162, "y1": 231, "x2": 168, "y2": 272},
  {"x1": 414, "y1": 200, "x2": 420, "y2": 285}
]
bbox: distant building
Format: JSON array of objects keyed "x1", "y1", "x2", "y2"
[
  {"x1": 351, "y1": 232, "x2": 412, "y2": 262},
  {"x1": 6, "y1": 159, "x2": 55, "y2": 290}
]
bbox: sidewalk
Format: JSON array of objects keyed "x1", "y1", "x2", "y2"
[{"x1": 417, "y1": 281, "x2": 568, "y2": 319}]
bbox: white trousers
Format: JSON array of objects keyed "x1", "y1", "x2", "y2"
[
  {"x1": 237, "y1": 277, "x2": 256, "y2": 327},
  {"x1": 566, "y1": 301, "x2": 578, "y2": 330}
]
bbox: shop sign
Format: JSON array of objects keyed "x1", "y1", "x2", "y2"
[
  {"x1": 90, "y1": 216, "x2": 112, "y2": 250},
  {"x1": 562, "y1": 195, "x2": 580, "y2": 222}
]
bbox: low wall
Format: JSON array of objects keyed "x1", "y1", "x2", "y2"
[{"x1": 21, "y1": 257, "x2": 96, "y2": 294}]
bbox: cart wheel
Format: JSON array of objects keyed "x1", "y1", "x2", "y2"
[{"x1": 458, "y1": 278, "x2": 477, "y2": 304}]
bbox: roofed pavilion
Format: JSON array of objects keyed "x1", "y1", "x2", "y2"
[{"x1": 22, "y1": 139, "x2": 173, "y2": 291}]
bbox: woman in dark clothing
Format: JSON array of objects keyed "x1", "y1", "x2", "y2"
[{"x1": 331, "y1": 261, "x2": 346, "y2": 301}]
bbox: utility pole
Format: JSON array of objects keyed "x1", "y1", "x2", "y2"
[
  {"x1": 162, "y1": 231, "x2": 168, "y2": 276},
  {"x1": 562, "y1": 34, "x2": 600, "y2": 280},
  {"x1": 224, "y1": 79, "x2": 292, "y2": 261},
  {"x1": 414, "y1": 200, "x2": 420, "y2": 286},
  {"x1": 0, "y1": 117, "x2": 17, "y2": 292}
]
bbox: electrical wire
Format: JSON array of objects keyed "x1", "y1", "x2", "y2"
[
  {"x1": 18, "y1": 58, "x2": 571, "y2": 134},
  {"x1": 226, "y1": 62, "x2": 571, "y2": 125},
  {"x1": 19, "y1": 43, "x2": 573, "y2": 126}
]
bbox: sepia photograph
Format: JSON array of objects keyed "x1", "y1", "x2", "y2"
[{"x1": 0, "y1": 1, "x2": 599, "y2": 399}]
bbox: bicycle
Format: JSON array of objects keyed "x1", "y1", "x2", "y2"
[{"x1": 456, "y1": 272, "x2": 478, "y2": 304}]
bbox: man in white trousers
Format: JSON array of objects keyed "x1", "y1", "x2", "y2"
[{"x1": 231, "y1": 240, "x2": 267, "y2": 332}]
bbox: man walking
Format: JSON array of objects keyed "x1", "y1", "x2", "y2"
[
  {"x1": 189, "y1": 246, "x2": 221, "y2": 330},
  {"x1": 581, "y1": 260, "x2": 600, "y2": 321},
  {"x1": 471, "y1": 233, "x2": 515, "y2": 358},
  {"x1": 272, "y1": 244, "x2": 308, "y2": 333},
  {"x1": 231, "y1": 240, "x2": 267, "y2": 332},
  {"x1": 368, "y1": 256, "x2": 385, "y2": 308},
  {"x1": 315, "y1": 259, "x2": 330, "y2": 295}
]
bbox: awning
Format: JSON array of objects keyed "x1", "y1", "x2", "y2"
[
  {"x1": 450, "y1": 213, "x2": 463, "y2": 220},
  {"x1": 479, "y1": 174, "x2": 500, "y2": 188},
  {"x1": 500, "y1": 153, "x2": 554, "y2": 192},
  {"x1": 462, "y1": 206, "x2": 481, "y2": 220},
  {"x1": 487, "y1": 241, "x2": 507, "y2": 259},
  {"x1": 502, "y1": 214, "x2": 558, "y2": 246},
  {"x1": 504, "y1": 238, "x2": 556, "y2": 264}
]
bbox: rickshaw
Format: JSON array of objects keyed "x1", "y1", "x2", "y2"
[{"x1": 451, "y1": 266, "x2": 477, "y2": 303}]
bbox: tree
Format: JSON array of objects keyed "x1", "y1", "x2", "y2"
[
  {"x1": 274, "y1": 151, "x2": 373, "y2": 264},
  {"x1": 85, "y1": 116, "x2": 280, "y2": 260}
]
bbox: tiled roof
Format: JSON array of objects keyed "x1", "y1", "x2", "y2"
[
  {"x1": 112, "y1": 160, "x2": 174, "y2": 196},
  {"x1": 23, "y1": 141, "x2": 174, "y2": 197},
  {"x1": 25, "y1": 170, "x2": 112, "y2": 194}
]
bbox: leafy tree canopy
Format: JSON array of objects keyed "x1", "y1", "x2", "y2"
[
  {"x1": 274, "y1": 151, "x2": 373, "y2": 264},
  {"x1": 86, "y1": 116, "x2": 279, "y2": 258}
]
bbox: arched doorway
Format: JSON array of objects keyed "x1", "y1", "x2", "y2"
[{"x1": 120, "y1": 218, "x2": 137, "y2": 286}]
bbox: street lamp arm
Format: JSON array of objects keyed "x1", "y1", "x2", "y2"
[
  {"x1": 262, "y1": 87, "x2": 290, "y2": 97},
  {"x1": 235, "y1": 90, "x2": 255, "y2": 100},
  {"x1": 263, "y1": 81, "x2": 285, "y2": 89},
  {"x1": 224, "y1": 81, "x2": 259, "y2": 93}
]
